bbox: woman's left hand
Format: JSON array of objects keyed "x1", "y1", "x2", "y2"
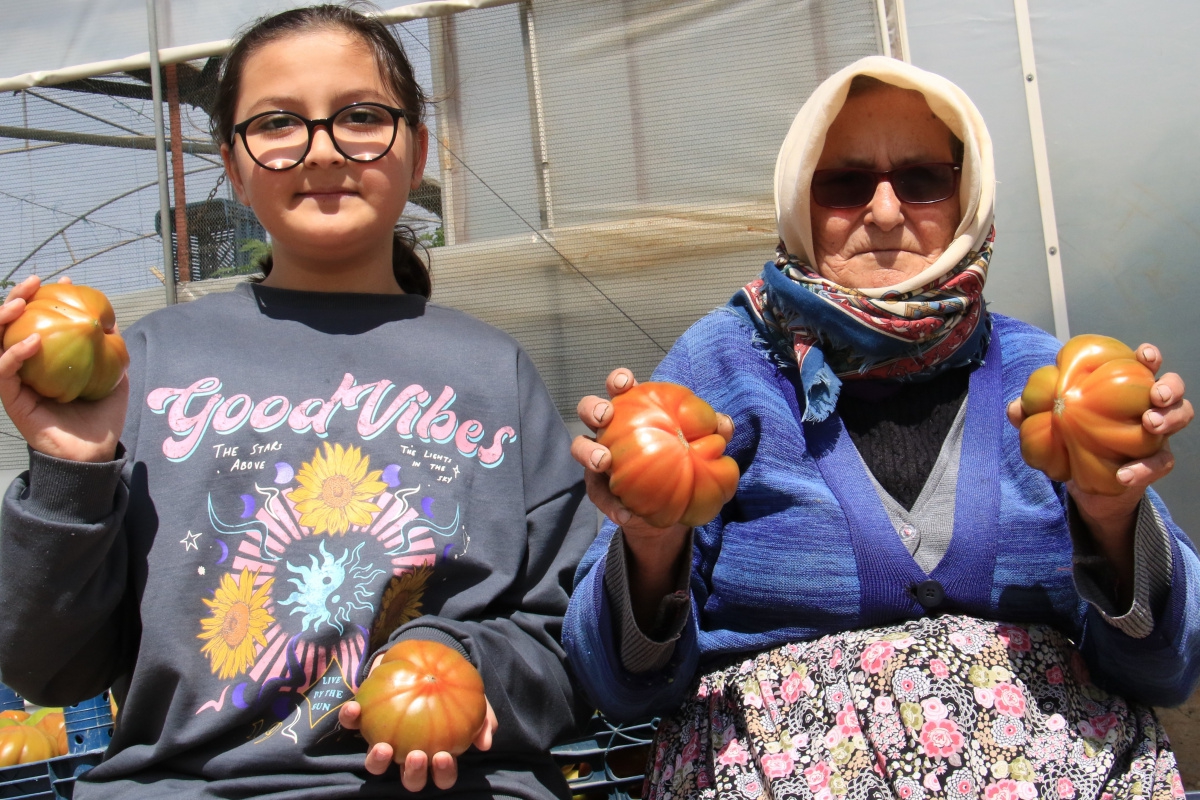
[
  {"x1": 1006, "y1": 343, "x2": 1193, "y2": 584},
  {"x1": 337, "y1": 654, "x2": 499, "y2": 791}
]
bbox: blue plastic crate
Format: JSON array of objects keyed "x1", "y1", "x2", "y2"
[
  {"x1": 552, "y1": 714, "x2": 656, "y2": 800},
  {"x1": 63, "y1": 695, "x2": 112, "y2": 756},
  {"x1": 0, "y1": 750, "x2": 103, "y2": 799},
  {"x1": 0, "y1": 686, "x2": 23, "y2": 714}
]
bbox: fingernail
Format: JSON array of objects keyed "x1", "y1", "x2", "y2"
[
  {"x1": 1117, "y1": 468, "x2": 1133, "y2": 483},
  {"x1": 590, "y1": 451, "x2": 604, "y2": 469},
  {"x1": 595, "y1": 401, "x2": 610, "y2": 422},
  {"x1": 1143, "y1": 347, "x2": 1155, "y2": 360},
  {"x1": 616, "y1": 507, "x2": 631, "y2": 524},
  {"x1": 1157, "y1": 386, "x2": 1172, "y2": 403},
  {"x1": 614, "y1": 373, "x2": 629, "y2": 388},
  {"x1": 1147, "y1": 410, "x2": 1164, "y2": 427}
]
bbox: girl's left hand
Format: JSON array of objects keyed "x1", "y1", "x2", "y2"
[
  {"x1": 337, "y1": 655, "x2": 498, "y2": 791},
  {"x1": 1006, "y1": 343, "x2": 1193, "y2": 576}
]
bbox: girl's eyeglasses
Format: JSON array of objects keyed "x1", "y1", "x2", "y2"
[
  {"x1": 811, "y1": 163, "x2": 961, "y2": 209},
  {"x1": 231, "y1": 102, "x2": 414, "y2": 171}
]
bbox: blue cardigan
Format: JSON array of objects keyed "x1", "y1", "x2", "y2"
[{"x1": 563, "y1": 310, "x2": 1200, "y2": 722}]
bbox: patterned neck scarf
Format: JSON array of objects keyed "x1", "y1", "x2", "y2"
[{"x1": 730, "y1": 227, "x2": 994, "y2": 422}]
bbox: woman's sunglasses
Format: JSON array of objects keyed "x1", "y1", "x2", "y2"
[{"x1": 811, "y1": 163, "x2": 961, "y2": 209}]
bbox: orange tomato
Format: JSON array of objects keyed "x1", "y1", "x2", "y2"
[
  {"x1": 1019, "y1": 334, "x2": 1162, "y2": 495},
  {"x1": 1, "y1": 283, "x2": 129, "y2": 402},
  {"x1": 596, "y1": 382, "x2": 739, "y2": 528},
  {"x1": 0, "y1": 724, "x2": 55, "y2": 766},
  {"x1": 32, "y1": 712, "x2": 66, "y2": 757},
  {"x1": 355, "y1": 639, "x2": 487, "y2": 763},
  {"x1": 0, "y1": 711, "x2": 28, "y2": 724}
]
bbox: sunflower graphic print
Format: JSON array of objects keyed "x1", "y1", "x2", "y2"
[
  {"x1": 189, "y1": 438, "x2": 467, "y2": 734},
  {"x1": 289, "y1": 443, "x2": 388, "y2": 536},
  {"x1": 198, "y1": 567, "x2": 275, "y2": 680}
]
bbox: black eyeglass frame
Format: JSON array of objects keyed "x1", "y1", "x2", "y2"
[
  {"x1": 231, "y1": 102, "x2": 415, "y2": 171},
  {"x1": 810, "y1": 162, "x2": 962, "y2": 209}
]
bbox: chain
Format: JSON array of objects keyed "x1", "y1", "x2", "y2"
[{"x1": 202, "y1": 172, "x2": 226, "y2": 205}]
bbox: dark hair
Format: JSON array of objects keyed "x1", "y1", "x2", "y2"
[
  {"x1": 211, "y1": 4, "x2": 432, "y2": 297},
  {"x1": 845, "y1": 74, "x2": 965, "y2": 165}
]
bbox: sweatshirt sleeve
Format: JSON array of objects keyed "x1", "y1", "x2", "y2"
[
  {"x1": 372, "y1": 348, "x2": 596, "y2": 753},
  {"x1": 0, "y1": 450, "x2": 138, "y2": 706},
  {"x1": 0, "y1": 328, "x2": 148, "y2": 708},
  {"x1": 1077, "y1": 490, "x2": 1200, "y2": 707}
]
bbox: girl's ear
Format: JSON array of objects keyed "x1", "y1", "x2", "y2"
[
  {"x1": 409, "y1": 124, "x2": 430, "y2": 193},
  {"x1": 221, "y1": 143, "x2": 251, "y2": 206}
]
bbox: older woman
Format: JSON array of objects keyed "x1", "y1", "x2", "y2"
[{"x1": 563, "y1": 57, "x2": 1197, "y2": 798}]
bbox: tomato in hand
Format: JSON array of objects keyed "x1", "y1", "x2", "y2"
[
  {"x1": 1019, "y1": 334, "x2": 1162, "y2": 496},
  {"x1": 1, "y1": 283, "x2": 128, "y2": 402},
  {"x1": 597, "y1": 381, "x2": 739, "y2": 528},
  {"x1": 0, "y1": 724, "x2": 55, "y2": 766},
  {"x1": 354, "y1": 639, "x2": 487, "y2": 764}
]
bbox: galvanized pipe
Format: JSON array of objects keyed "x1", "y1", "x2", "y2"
[{"x1": 146, "y1": 0, "x2": 177, "y2": 305}]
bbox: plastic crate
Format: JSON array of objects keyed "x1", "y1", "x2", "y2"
[
  {"x1": 0, "y1": 686, "x2": 23, "y2": 714},
  {"x1": 0, "y1": 750, "x2": 103, "y2": 799},
  {"x1": 552, "y1": 715, "x2": 656, "y2": 800},
  {"x1": 62, "y1": 695, "x2": 112, "y2": 755}
]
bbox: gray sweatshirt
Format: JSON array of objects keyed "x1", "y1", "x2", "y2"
[{"x1": 0, "y1": 283, "x2": 596, "y2": 799}]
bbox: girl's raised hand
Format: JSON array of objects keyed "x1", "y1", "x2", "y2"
[{"x1": 0, "y1": 275, "x2": 128, "y2": 463}]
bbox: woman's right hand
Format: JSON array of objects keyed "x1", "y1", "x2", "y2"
[
  {"x1": 571, "y1": 368, "x2": 732, "y2": 627},
  {"x1": 0, "y1": 276, "x2": 128, "y2": 463}
]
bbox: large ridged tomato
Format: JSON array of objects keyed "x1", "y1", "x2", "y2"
[
  {"x1": 596, "y1": 382, "x2": 739, "y2": 528},
  {"x1": 0, "y1": 724, "x2": 55, "y2": 766},
  {"x1": 31, "y1": 710, "x2": 66, "y2": 757},
  {"x1": 2, "y1": 283, "x2": 128, "y2": 402},
  {"x1": 355, "y1": 639, "x2": 486, "y2": 763},
  {"x1": 1019, "y1": 334, "x2": 1162, "y2": 496}
]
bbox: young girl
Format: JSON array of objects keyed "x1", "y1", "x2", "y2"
[{"x1": 0, "y1": 6, "x2": 593, "y2": 798}]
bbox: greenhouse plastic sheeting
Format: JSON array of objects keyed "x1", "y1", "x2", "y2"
[{"x1": 0, "y1": 0, "x2": 890, "y2": 470}]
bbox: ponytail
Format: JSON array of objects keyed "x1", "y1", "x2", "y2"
[{"x1": 392, "y1": 226, "x2": 432, "y2": 298}]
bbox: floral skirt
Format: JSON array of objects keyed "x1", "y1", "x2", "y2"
[{"x1": 645, "y1": 615, "x2": 1183, "y2": 800}]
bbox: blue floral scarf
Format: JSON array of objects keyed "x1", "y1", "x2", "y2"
[{"x1": 729, "y1": 227, "x2": 994, "y2": 422}]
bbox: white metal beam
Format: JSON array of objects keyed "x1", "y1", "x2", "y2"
[
  {"x1": 1013, "y1": 0, "x2": 1070, "y2": 341},
  {"x1": 147, "y1": 0, "x2": 177, "y2": 306},
  {"x1": 0, "y1": 0, "x2": 520, "y2": 93},
  {"x1": 874, "y1": 0, "x2": 893, "y2": 58}
]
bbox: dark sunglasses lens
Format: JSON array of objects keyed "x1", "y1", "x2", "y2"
[
  {"x1": 892, "y1": 164, "x2": 958, "y2": 203},
  {"x1": 811, "y1": 170, "x2": 879, "y2": 208}
]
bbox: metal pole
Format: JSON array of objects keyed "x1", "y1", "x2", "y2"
[
  {"x1": 1013, "y1": 0, "x2": 1069, "y2": 340},
  {"x1": 520, "y1": 1, "x2": 553, "y2": 230},
  {"x1": 146, "y1": 0, "x2": 177, "y2": 305},
  {"x1": 873, "y1": 0, "x2": 892, "y2": 58}
]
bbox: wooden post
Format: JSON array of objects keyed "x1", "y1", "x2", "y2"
[{"x1": 165, "y1": 63, "x2": 190, "y2": 282}]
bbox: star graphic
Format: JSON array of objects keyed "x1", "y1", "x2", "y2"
[
  {"x1": 452, "y1": 465, "x2": 460, "y2": 478},
  {"x1": 180, "y1": 530, "x2": 202, "y2": 551}
]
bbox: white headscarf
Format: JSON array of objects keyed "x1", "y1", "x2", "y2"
[{"x1": 773, "y1": 56, "x2": 995, "y2": 297}]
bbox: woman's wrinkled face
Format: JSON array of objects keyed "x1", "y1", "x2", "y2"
[{"x1": 810, "y1": 85, "x2": 960, "y2": 289}]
